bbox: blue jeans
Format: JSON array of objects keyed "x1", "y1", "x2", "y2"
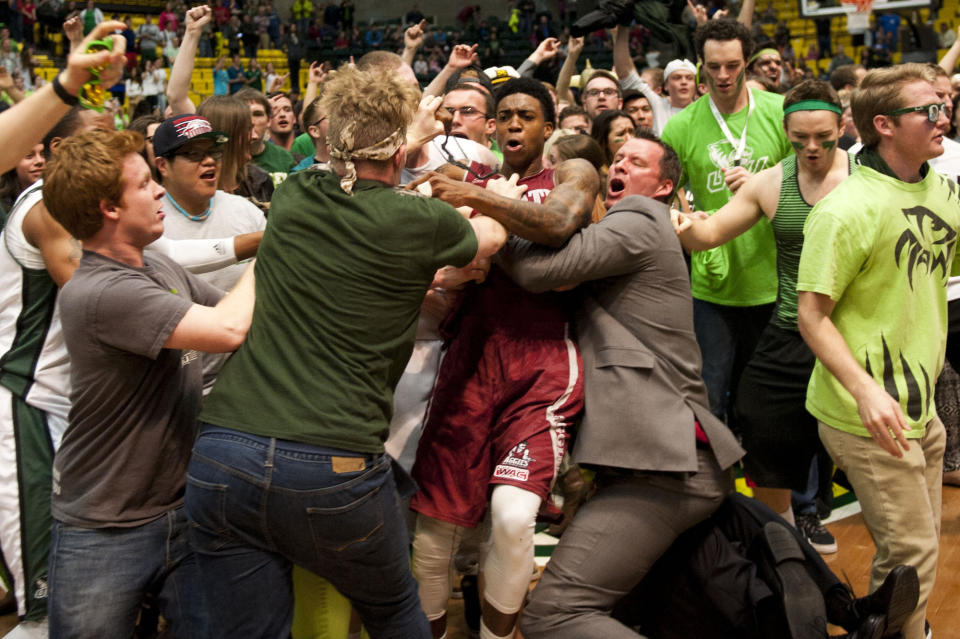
[
  {"x1": 184, "y1": 424, "x2": 430, "y2": 639},
  {"x1": 693, "y1": 299, "x2": 773, "y2": 425},
  {"x1": 48, "y1": 508, "x2": 208, "y2": 639}
]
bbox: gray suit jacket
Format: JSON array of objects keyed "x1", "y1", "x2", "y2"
[{"x1": 499, "y1": 195, "x2": 744, "y2": 472}]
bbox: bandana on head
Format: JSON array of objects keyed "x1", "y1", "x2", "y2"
[{"x1": 328, "y1": 123, "x2": 405, "y2": 194}]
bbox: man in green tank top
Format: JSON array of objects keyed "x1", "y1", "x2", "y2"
[
  {"x1": 673, "y1": 81, "x2": 854, "y2": 556},
  {"x1": 798, "y1": 64, "x2": 960, "y2": 639}
]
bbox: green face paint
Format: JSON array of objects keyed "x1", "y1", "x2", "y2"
[
  {"x1": 820, "y1": 140, "x2": 836, "y2": 150},
  {"x1": 790, "y1": 140, "x2": 804, "y2": 151}
]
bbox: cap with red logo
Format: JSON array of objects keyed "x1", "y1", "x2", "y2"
[{"x1": 153, "y1": 114, "x2": 228, "y2": 158}]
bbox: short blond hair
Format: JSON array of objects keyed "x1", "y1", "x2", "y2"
[
  {"x1": 321, "y1": 63, "x2": 419, "y2": 166},
  {"x1": 43, "y1": 129, "x2": 144, "y2": 240},
  {"x1": 852, "y1": 63, "x2": 936, "y2": 148}
]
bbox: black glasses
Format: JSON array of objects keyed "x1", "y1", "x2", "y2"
[
  {"x1": 172, "y1": 147, "x2": 224, "y2": 162},
  {"x1": 583, "y1": 88, "x2": 619, "y2": 98},
  {"x1": 444, "y1": 106, "x2": 488, "y2": 119},
  {"x1": 884, "y1": 103, "x2": 946, "y2": 123}
]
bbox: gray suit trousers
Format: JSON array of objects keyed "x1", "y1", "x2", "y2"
[{"x1": 520, "y1": 449, "x2": 733, "y2": 639}]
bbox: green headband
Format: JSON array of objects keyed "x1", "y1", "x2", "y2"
[
  {"x1": 783, "y1": 100, "x2": 843, "y2": 116},
  {"x1": 749, "y1": 48, "x2": 780, "y2": 64}
]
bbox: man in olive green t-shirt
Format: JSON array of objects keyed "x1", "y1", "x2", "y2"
[
  {"x1": 183, "y1": 65, "x2": 507, "y2": 638},
  {"x1": 797, "y1": 64, "x2": 960, "y2": 639}
]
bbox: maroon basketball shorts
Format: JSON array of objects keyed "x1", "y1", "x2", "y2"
[{"x1": 411, "y1": 325, "x2": 584, "y2": 528}]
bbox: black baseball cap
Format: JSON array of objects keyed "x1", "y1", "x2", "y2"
[{"x1": 153, "y1": 114, "x2": 228, "y2": 158}]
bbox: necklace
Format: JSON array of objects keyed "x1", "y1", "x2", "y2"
[{"x1": 167, "y1": 192, "x2": 211, "y2": 222}]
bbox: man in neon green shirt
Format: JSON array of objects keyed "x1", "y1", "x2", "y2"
[
  {"x1": 661, "y1": 20, "x2": 792, "y2": 425},
  {"x1": 798, "y1": 63, "x2": 960, "y2": 639}
]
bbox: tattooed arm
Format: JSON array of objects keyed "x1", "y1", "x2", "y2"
[{"x1": 407, "y1": 158, "x2": 599, "y2": 247}]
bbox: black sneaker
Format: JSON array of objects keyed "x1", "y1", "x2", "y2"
[{"x1": 797, "y1": 512, "x2": 839, "y2": 554}]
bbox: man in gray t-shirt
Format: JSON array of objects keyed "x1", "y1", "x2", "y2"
[{"x1": 41, "y1": 127, "x2": 256, "y2": 638}]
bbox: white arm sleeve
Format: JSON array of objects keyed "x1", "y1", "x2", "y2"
[
  {"x1": 621, "y1": 71, "x2": 671, "y2": 135},
  {"x1": 145, "y1": 235, "x2": 238, "y2": 274}
]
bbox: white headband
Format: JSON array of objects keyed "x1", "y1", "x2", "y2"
[
  {"x1": 328, "y1": 123, "x2": 405, "y2": 195},
  {"x1": 664, "y1": 59, "x2": 697, "y2": 81}
]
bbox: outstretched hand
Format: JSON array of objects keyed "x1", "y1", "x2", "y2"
[
  {"x1": 485, "y1": 173, "x2": 528, "y2": 200},
  {"x1": 61, "y1": 21, "x2": 128, "y2": 97},
  {"x1": 531, "y1": 37, "x2": 560, "y2": 64},
  {"x1": 447, "y1": 43, "x2": 478, "y2": 70},
  {"x1": 407, "y1": 94, "x2": 445, "y2": 149}
]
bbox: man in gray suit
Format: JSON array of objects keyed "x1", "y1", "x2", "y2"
[{"x1": 494, "y1": 130, "x2": 745, "y2": 638}]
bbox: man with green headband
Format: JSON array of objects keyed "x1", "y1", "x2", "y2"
[
  {"x1": 673, "y1": 80, "x2": 852, "y2": 553},
  {"x1": 661, "y1": 20, "x2": 792, "y2": 438},
  {"x1": 748, "y1": 47, "x2": 784, "y2": 91},
  {"x1": 797, "y1": 63, "x2": 959, "y2": 639}
]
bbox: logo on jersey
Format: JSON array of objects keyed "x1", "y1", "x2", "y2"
[
  {"x1": 704, "y1": 139, "x2": 770, "y2": 194},
  {"x1": 894, "y1": 205, "x2": 956, "y2": 289},
  {"x1": 524, "y1": 188, "x2": 552, "y2": 204}
]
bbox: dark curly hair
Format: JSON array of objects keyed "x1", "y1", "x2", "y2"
[
  {"x1": 494, "y1": 77, "x2": 557, "y2": 127},
  {"x1": 694, "y1": 19, "x2": 754, "y2": 64}
]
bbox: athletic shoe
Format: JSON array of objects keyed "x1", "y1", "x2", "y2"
[
  {"x1": 925, "y1": 619, "x2": 932, "y2": 639},
  {"x1": 797, "y1": 513, "x2": 839, "y2": 554},
  {"x1": 763, "y1": 521, "x2": 828, "y2": 639}
]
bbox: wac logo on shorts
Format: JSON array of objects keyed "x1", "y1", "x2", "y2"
[{"x1": 493, "y1": 441, "x2": 535, "y2": 481}]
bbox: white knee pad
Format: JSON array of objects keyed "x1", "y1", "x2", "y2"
[
  {"x1": 482, "y1": 484, "x2": 542, "y2": 615},
  {"x1": 411, "y1": 514, "x2": 462, "y2": 621}
]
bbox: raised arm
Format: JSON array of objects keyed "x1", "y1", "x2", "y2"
[
  {"x1": 164, "y1": 259, "x2": 256, "y2": 352},
  {"x1": 738, "y1": 0, "x2": 756, "y2": 27},
  {"x1": 422, "y1": 43, "x2": 477, "y2": 98},
  {"x1": 0, "y1": 20, "x2": 125, "y2": 174},
  {"x1": 797, "y1": 291, "x2": 910, "y2": 458},
  {"x1": 612, "y1": 25, "x2": 636, "y2": 84},
  {"x1": 401, "y1": 19, "x2": 427, "y2": 67},
  {"x1": 555, "y1": 36, "x2": 583, "y2": 107},
  {"x1": 674, "y1": 165, "x2": 771, "y2": 251},
  {"x1": 408, "y1": 158, "x2": 600, "y2": 247},
  {"x1": 518, "y1": 37, "x2": 560, "y2": 78},
  {"x1": 940, "y1": 27, "x2": 960, "y2": 73},
  {"x1": 298, "y1": 62, "x2": 326, "y2": 129},
  {"x1": 167, "y1": 5, "x2": 211, "y2": 115}
]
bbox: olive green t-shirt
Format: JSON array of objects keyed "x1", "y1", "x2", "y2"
[
  {"x1": 200, "y1": 170, "x2": 478, "y2": 453},
  {"x1": 662, "y1": 90, "x2": 793, "y2": 306},
  {"x1": 798, "y1": 164, "x2": 960, "y2": 438}
]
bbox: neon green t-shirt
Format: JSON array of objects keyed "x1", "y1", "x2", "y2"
[
  {"x1": 662, "y1": 90, "x2": 793, "y2": 306},
  {"x1": 798, "y1": 164, "x2": 960, "y2": 438}
]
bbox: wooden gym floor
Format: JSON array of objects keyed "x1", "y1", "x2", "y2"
[{"x1": 3, "y1": 485, "x2": 958, "y2": 637}]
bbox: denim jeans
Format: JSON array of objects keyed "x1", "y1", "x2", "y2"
[
  {"x1": 47, "y1": 507, "x2": 208, "y2": 639},
  {"x1": 184, "y1": 424, "x2": 430, "y2": 639},
  {"x1": 693, "y1": 299, "x2": 773, "y2": 424}
]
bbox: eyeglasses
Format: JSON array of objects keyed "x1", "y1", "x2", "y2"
[
  {"x1": 172, "y1": 147, "x2": 224, "y2": 162},
  {"x1": 884, "y1": 102, "x2": 946, "y2": 123},
  {"x1": 583, "y1": 88, "x2": 619, "y2": 98},
  {"x1": 443, "y1": 106, "x2": 488, "y2": 119}
]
